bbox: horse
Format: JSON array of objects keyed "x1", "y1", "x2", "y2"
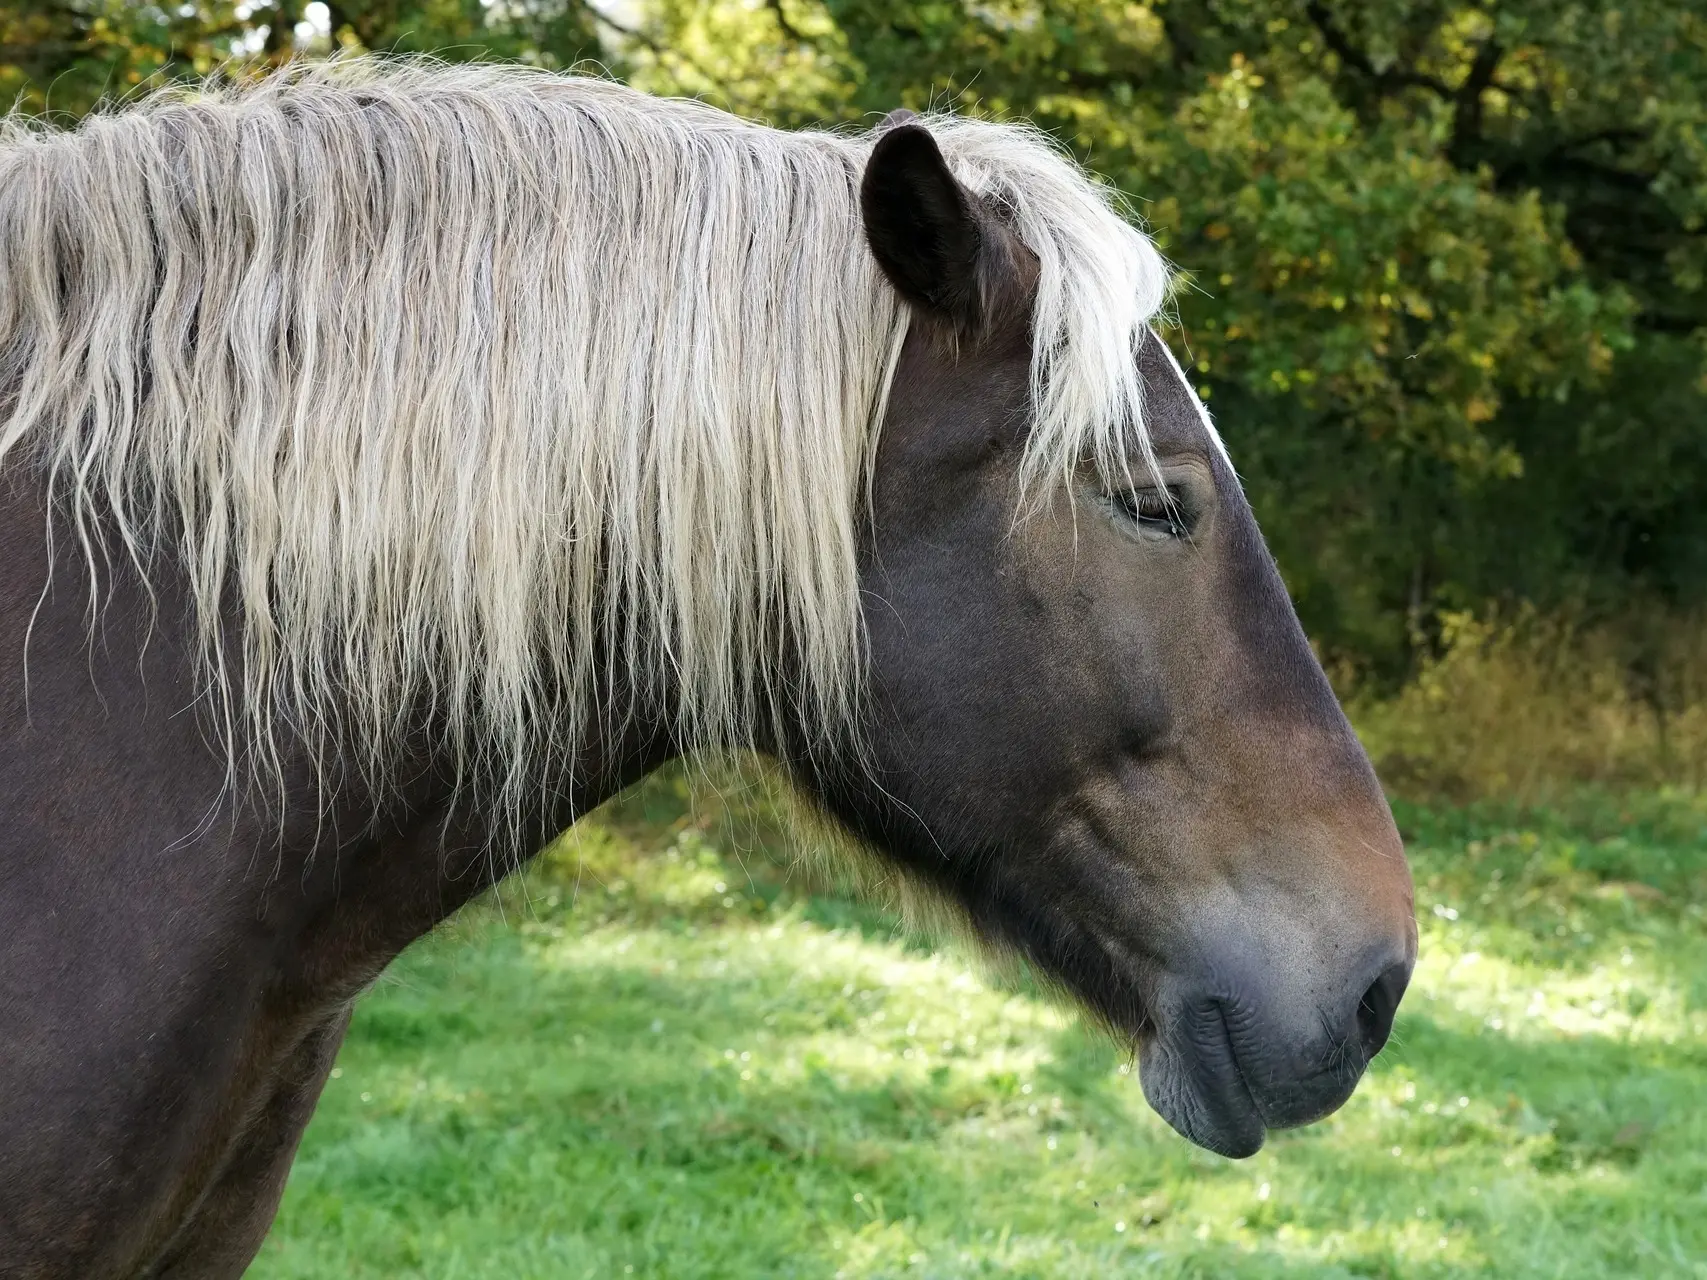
[{"x1": 0, "y1": 60, "x2": 1415, "y2": 1278}]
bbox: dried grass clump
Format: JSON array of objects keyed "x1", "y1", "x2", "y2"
[{"x1": 1355, "y1": 606, "x2": 1707, "y2": 804}]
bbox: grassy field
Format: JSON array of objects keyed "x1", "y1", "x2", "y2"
[{"x1": 253, "y1": 777, "x2": 1707, "y2": 1279}]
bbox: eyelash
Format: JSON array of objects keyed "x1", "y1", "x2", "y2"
[{"x1": 1108, "y1": 486, "x2": 1190, "y2": 538}]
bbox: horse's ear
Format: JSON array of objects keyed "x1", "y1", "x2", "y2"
[{"x1": 861, "y1": 123, "x2": 984, "y2": 327}]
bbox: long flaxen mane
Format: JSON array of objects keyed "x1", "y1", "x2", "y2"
[{"x1": 0, "y1": 59, "x2": 1170, "y2": 816}]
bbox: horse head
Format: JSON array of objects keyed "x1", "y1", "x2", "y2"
[{"x1": 798, "y1": 121, "x2": 1416, "y2": 1158}]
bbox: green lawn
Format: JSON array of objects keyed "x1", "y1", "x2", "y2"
[{"x1": 253, "y1": 779, "x2": 1707, "y2": 1278}]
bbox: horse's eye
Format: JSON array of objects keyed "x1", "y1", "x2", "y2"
[{"x1": 1107, "y1": 486, "x2": 1189, "y2": 539}]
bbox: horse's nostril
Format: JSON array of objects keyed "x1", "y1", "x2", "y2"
[{"x1": 1355, "y1": 961, "x2": 1410, "y2": 1060}]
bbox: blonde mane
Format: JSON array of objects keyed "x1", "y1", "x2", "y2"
[{"x1": 0, "y1": 59, "x2": 1170, "y2": 814}]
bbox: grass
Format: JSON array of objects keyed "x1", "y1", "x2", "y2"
[{"x1": 252, "y1": 776, "x2": 1707, "y2": 1279}]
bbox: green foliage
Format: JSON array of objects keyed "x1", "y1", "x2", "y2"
[
  {"x1": 0, "y1": 0, "x2": 257, "y2": 115},
  {"x1": 0, "y1": 0, "x2": 610, "y2": 120},
  {"x1": 250, "y1": 776, "x2": 1707, "y2": 1277}
]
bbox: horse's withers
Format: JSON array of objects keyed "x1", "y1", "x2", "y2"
[{"x1": 833, "y1": 122, "x2": 1416, "y2": 1157}]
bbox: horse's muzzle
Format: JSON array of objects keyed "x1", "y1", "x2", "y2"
[{"x1": 1136, "y1": 944, "x2": 1414, "y2": 1158}]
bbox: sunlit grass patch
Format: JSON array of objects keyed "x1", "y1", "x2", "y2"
[{"x1": 255, "y1": 779, "x2": 1707, "y2": 1278}]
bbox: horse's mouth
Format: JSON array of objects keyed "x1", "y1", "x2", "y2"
[
  {"x1": 1136, "y1": 990, "x2": 1372, "y2": 1158},
  {"x1": 946, "y1": 842, "x2": 1401, "y2": 1159},
  {"x1": 1012, "y1": 902, "x2": 1275, "y2": 1157}
]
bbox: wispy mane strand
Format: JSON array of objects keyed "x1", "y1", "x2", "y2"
[{"x1": 0, "y1": 58, "x2": 1169, "y2": 818}]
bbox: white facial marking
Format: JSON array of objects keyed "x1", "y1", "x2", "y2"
[{"x1": 1152, "y1": 334, "x2": 1235, "y2": 470}]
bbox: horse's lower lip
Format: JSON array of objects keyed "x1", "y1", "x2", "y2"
[
  {"x1": 1138, "y1": 1001, "x2": 1269, "y2": 1158},
  {"x1": 1213, "y1": 1002, "x2": 1266, "y2": 1117},
  {"x1": 1199, "y1": 1003, "x2": 1269, "y2": 1153}
]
